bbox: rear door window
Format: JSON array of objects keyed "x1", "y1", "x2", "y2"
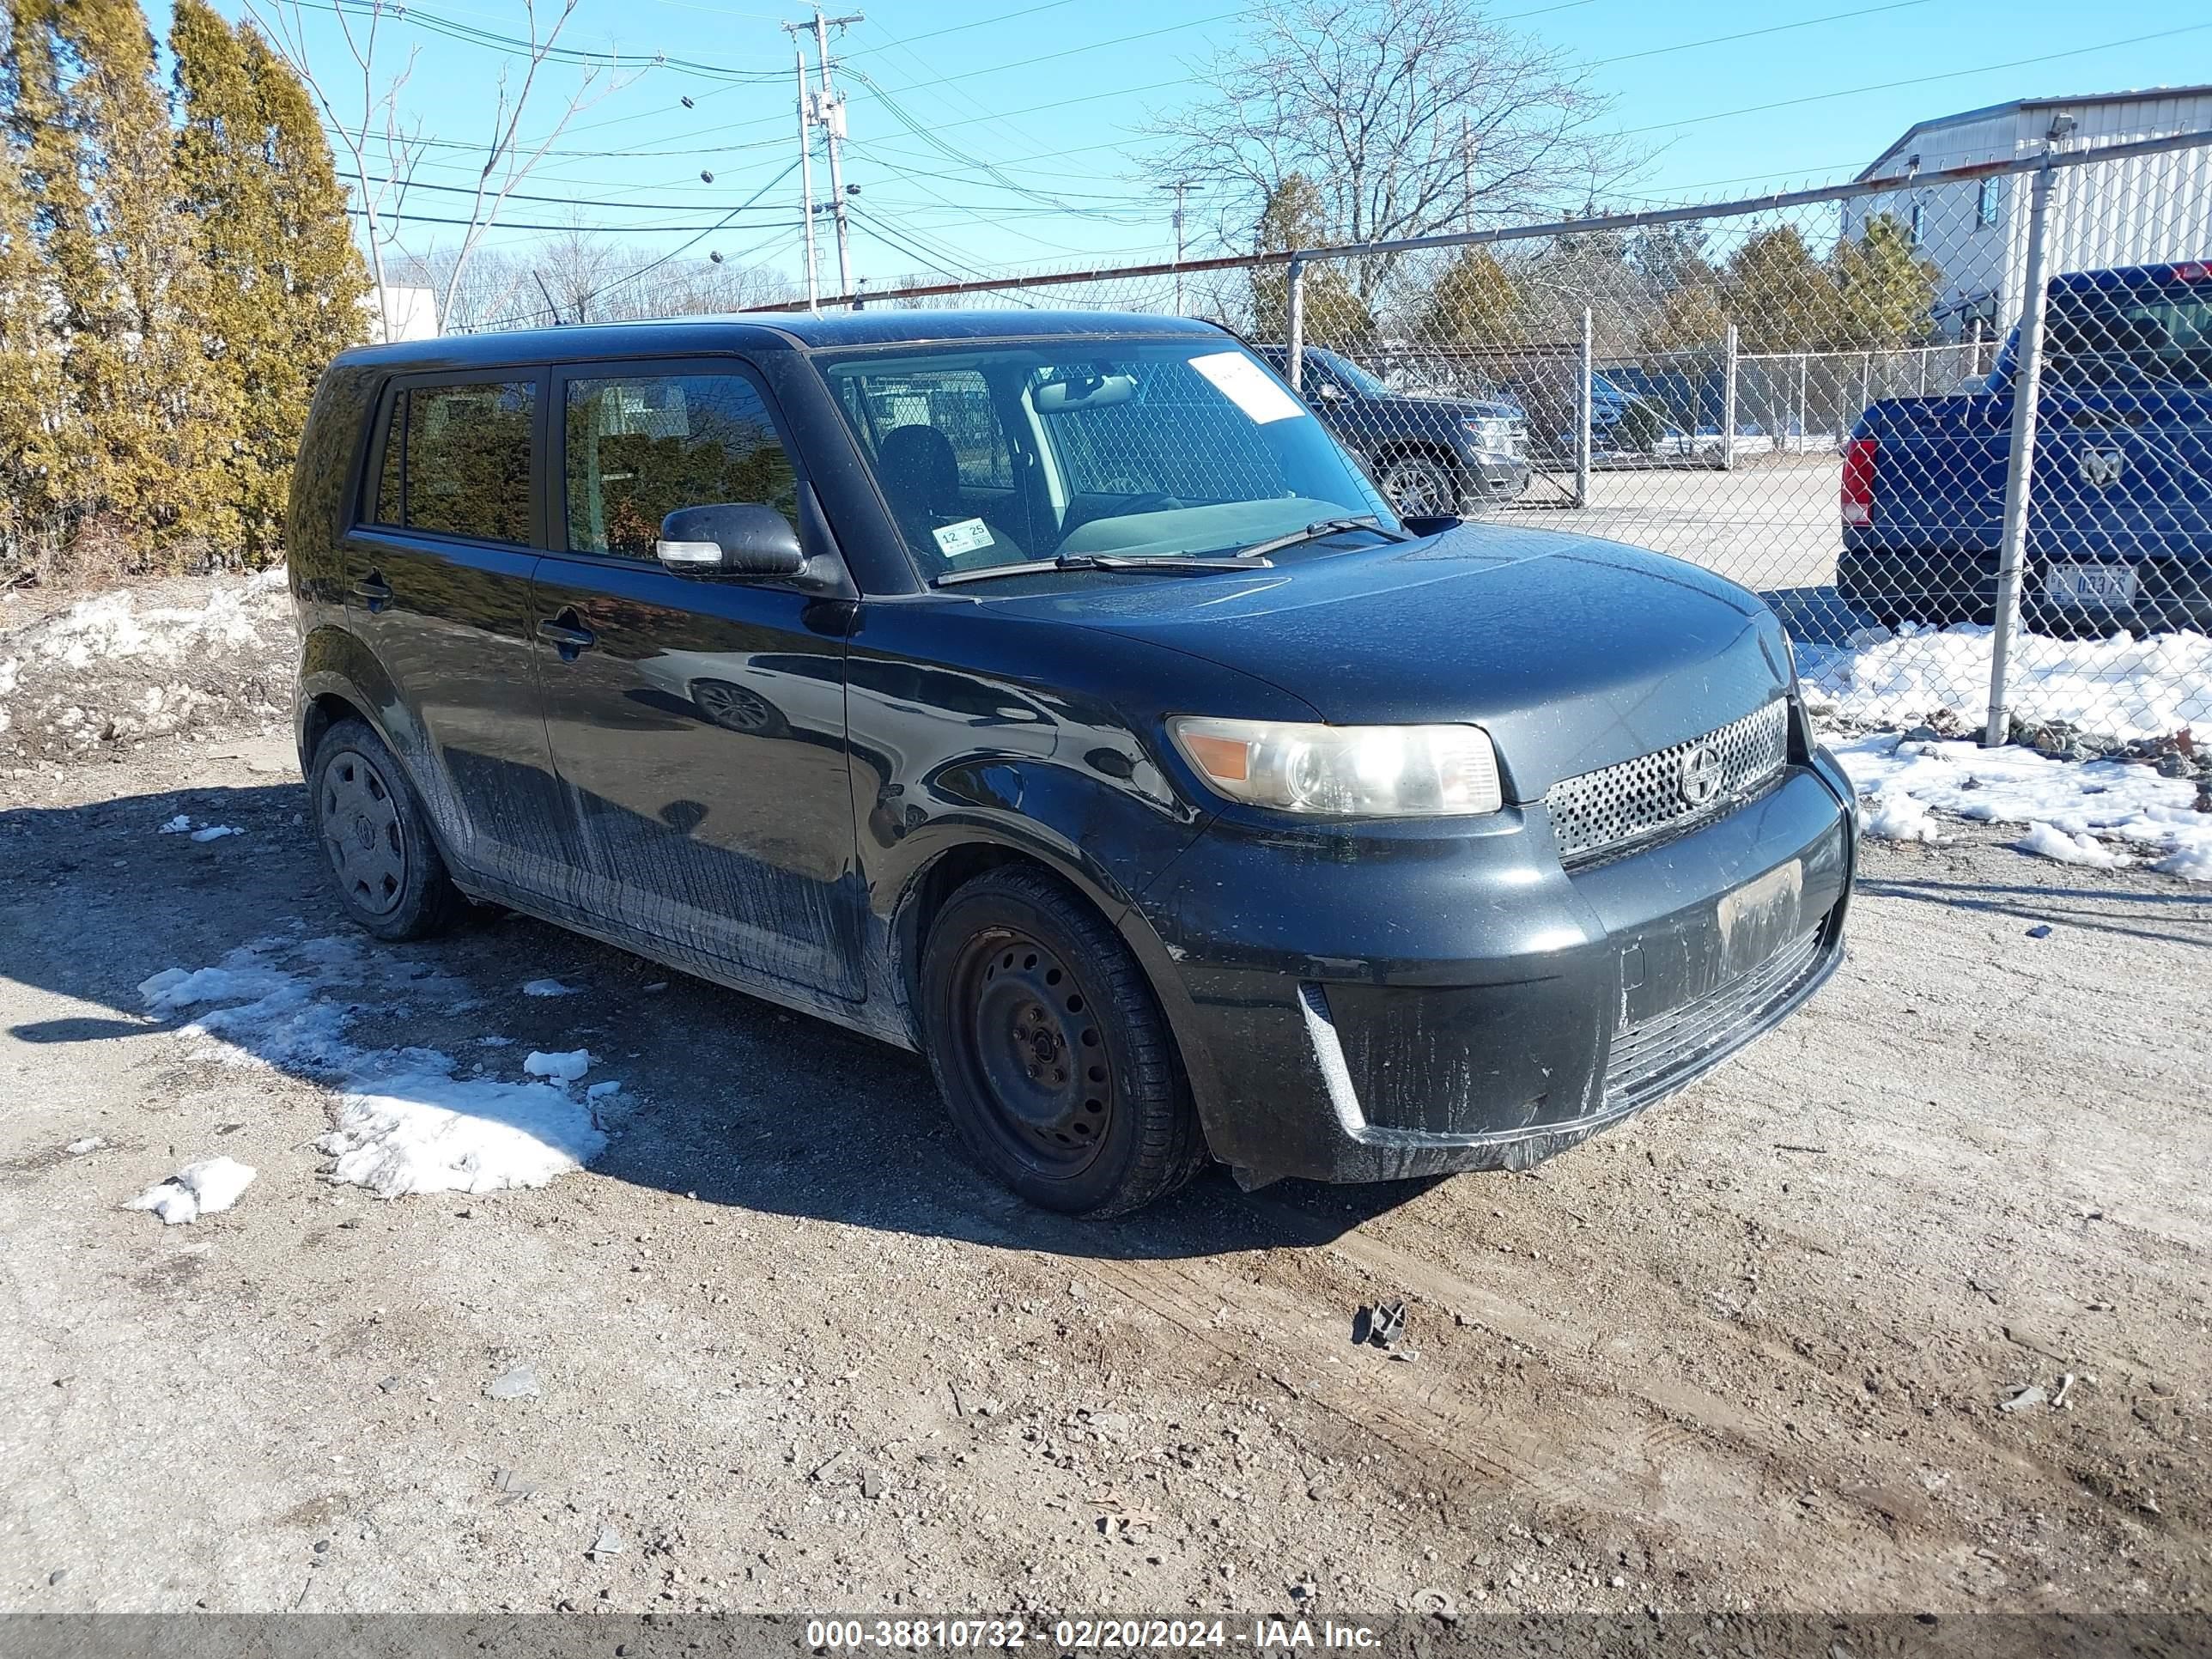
[
  {"x1": 562, "y1": 370, "x2": 799, "y2": 557},
  {"x1": 2047, "y1": 278, "x2": 2212, "y2": 389},
  {"x1": 368, "y1": 379, "x2": 537, "y2": 544}
]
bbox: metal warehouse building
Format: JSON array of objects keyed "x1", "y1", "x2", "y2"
[{"x1": 1842, "y1": 87, "x2": 2212, "y2": 344}]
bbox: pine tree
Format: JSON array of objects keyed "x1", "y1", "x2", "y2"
[
  {"x1": 1725, "y1": 226, "x2": 1843, "y2": 354},
  {"x1": 1831, "y1": 213, "x2": 1942, "y2": 351},
  {"x1": 173, "y1": 0, "x2": 368, "y2": 562},
  {"x1": 4, "y1": 0, "x2": 100, "y2": 542},
  {"x1": 1417, "y1": 248, "x2": 1523, "y2": 347},
  {"x1": 0, "y1": 7, "x2": 64, "y2": 560},
  {"x1": 1248, "y1": 175, "x2": 1371, "y2": 352},
  {"x1": 15, "y1": 0, "x2": 240, "y2": 566}
]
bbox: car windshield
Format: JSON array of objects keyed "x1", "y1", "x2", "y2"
[
  {"x1": 817, "y1": 337, "x2": 1395, "y2": 580},
  {"x1": 1314, "y1": 349, "x2": 1391, "y2": 399}
]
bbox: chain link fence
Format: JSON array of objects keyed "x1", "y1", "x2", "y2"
[{"x1": 747, "y1": 131, "x2": 2212, "y2": 754}]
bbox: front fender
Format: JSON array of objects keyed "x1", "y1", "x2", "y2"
[{"x1": 865, "y1": 751, "x2": 1212, "y2": 1039}]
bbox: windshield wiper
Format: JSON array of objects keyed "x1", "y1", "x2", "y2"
[
  {"x1": 934, "y1": 553, "x2": 1270, "y2": 587},
  {"x1": 1230, "y1": 514, "x2": 1415, "y2": 562}
]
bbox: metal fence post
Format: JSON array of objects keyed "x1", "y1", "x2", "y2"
[
  {"x1": 1720, "y1": 323, "x2": 1739, "y2": 471},
  {"x1": 1285, "y1": 257, "x2": 1306, "y2": 393},
  {"x1": 1984, "y1": 160, "x2": 2059, "y2": 748},
  {"x1": 1576, "y1": 307, "x2": 1594, "y2": 508}
]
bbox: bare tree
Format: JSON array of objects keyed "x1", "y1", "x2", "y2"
[
  {"x1": 248, "y1": 0, "x2": 625, "y2": 337},
  {"x1": 1146, "y1": 0, "x2": 1633, "y2": 300}
]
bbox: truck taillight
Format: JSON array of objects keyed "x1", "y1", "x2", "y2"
[{"x1": 1841, "y1": 436, "x2": 1876, "y2": 526}]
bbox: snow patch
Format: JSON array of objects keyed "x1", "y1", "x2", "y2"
[
  {"x1": 1801, "y1": 623, "x2": 2212, "y2": 743},
  {"x1": 1832, "y1": 735, "x2": 2212, "y2": 879},
  {"x1": 189, "y1": 823, "x2": 241, "y2": 843},
  {"x1": 35, "y1": 587, "x2": 264, "y2": 670},
  {"x1": 319, "y1": 1071, "x2": 607, "y2": 1198},
  {"x1": 2017, "y1": 822, "x2": 2133, "y2": 870},
  {"x1": 520, "y1": 978, "x2": 579, "y2": 998},
  {"x1": 524, "y1": 1048, "x2": 592, "y2": 1082},
  {"x1": 125, "y1": 1157, "x2": 257, "y2": 1224},
  {"x1": 1861, "y1": 790, "x2": 1945, "y2": 844},
  {"x1": 158, "y1": 814, "x2": 193, "y2": 834},
  {"x1": 137, "y1": 929, "x2": 613, "y2": 1199}
]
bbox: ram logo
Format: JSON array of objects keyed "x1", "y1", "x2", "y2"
[{"x1": 2080, "y1": 447, "x2": 2125, "y2": 488}]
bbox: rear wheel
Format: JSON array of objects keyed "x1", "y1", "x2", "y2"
[
  {"x1": 309, "y1": 717, "x2": 464, "y2": 942},
  {"x1": 920, "y1": 866, "x2": 1206, "y2": 1217}
]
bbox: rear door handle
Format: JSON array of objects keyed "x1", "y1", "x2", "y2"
[
  {"x1": 351, "y1": 572, "x2": 393, "y2": 611},
  {"x1": 537, "y1": 610, "x2": 598, "y2": 659}
]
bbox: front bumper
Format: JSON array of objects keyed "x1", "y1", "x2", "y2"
[
  {"x1": 1838, "y1": 538, "x2": 2212, "y2": 633},
  {"x1": 1459, "y1": 452, "x2": 1531, "y2": 507},
  {"x1": 1130, "y1": 748, "x2": 1857, "y2": 1188}
]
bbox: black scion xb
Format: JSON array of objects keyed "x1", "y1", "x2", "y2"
[{"x1": 289, "y1": 311, "x2": 1856, "y2": 1217}]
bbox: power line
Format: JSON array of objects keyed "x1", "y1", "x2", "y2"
[
  {"x1": 349, "y1": 206, "x2": 800, "y2": 231},
  {"x1": 1617, "y1": 21, "x2": 2212, "y2": 136},
  {"x1": 475, "y1": 162, "x2": 804, "y2": 328},
  {"x1": 276, "y1": 0, "x2": 790, "y2": 81},
  {"x1": 345, "y1": 173, "x2": 805, "y2": 214}
]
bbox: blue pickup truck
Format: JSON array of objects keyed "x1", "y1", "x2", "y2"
[{"x1": 1836, "y1": 260, "x2": 2212, "y2": 633}]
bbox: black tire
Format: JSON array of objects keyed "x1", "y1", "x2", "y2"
[
  {"x1": 1374, "y1": 448, "x2": 1462, "y2": 518},
  {"x1": 308, "y1": 717, "x2": 465, "y2": 943},
  {"x1": 919, "y1": 866, "x2": 1207, "y2": 1218}
]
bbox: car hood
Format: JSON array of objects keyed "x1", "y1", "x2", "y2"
[
  {"x1": 991, "y1": 524, "x2": 1792, "y2": 800},
  {"x1": 1359, "y1": 393, "x2": 1519, "y2": 423}
]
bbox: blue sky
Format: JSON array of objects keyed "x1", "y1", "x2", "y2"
[{"x1": 178, "y1": 0, "x2": 2212, "y2": 294}]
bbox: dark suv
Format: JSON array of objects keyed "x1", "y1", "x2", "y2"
[
  {"x1": 1254, "y1": 344, "x2": 1530, "y2": 514},
  {"x1": 290, "y1": 312, "x2": 1855, "y2": 1217}
]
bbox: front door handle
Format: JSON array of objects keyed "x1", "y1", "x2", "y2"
[
  {"x1": 537, "y1": 610, "x2": 598, "y2": 660},
  {"x1": 351, "y1": 572, "x2": 393, "y2": 612}
]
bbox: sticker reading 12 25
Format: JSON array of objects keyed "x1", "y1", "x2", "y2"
[{"x1": 932, "y1": 518, "x2": 995, "y2": 556}]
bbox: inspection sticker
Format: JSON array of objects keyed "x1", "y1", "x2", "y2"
[
  {"x1": 1188, "y1": 350, "x2": 1306, "y2": 424},
  {"x1": 932, "y1": 518, "x2": 995, "y2": 556}
]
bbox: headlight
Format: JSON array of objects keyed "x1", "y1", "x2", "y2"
[
  {"x1": 1460, "y1": 417, "x2": 1514, "y2": 452},
  {"x1": 1167, "y1": 718, "x2": 1504, "y2": 817}
]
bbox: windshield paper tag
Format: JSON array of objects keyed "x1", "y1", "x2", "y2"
[
  {"x1": 932, "y1": 518, "x2": 994, "y2": 556},
  {"x1": 1190, "y1": 350, "x2": 1306, "y2": 424}
]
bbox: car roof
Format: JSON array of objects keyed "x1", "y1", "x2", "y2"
[
  {"x1": 333, "y1": 308, "x2": 1232, "y2": 372},
  {"x1": 2050, "y1": 261, "x2": 2212, "y2": 294}
]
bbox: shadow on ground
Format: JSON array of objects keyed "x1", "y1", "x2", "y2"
[{"x1": 0, "y1": 782, "x2": 1433, "y2": 1262}]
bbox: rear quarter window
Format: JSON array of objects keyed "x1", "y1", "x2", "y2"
[{"x1": 366, "y1": 379, "x2": 537, "y2": 544}]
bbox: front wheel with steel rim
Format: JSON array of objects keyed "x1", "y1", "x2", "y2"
[
  {"x1": 309, "y1": 717, "x2": 464, "y2": 942},
  {"x1": 1375, "y1": 451, "x2": 1462, "y2": 518},
  {"x1": 920, "y1": 866, "x2": 1207, "y2": 1217}
]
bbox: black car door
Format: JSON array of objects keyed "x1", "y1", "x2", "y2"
[
  {"x1": 344, "y1": 371, "x2": 570, "y2": 891},
  {"x1": 531, "y1": 358, "x2": 865, "y2": 1002}
]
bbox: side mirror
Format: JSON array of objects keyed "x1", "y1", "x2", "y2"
[{"x1": 657, "y1": 503, "x2": 805, "y2": 577}]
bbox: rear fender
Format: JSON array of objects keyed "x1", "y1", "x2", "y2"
[{"x1": 295, "y1": 625, "x2": 471, "y2": 875}]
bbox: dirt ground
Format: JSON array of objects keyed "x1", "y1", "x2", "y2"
[{"x1": 1, "y1": 708, "x2": 2206, "y2": 1621}]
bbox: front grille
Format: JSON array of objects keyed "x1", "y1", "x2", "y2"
[
  {"x1": 1605, "y1": 925, "x2": 1827, "y2": 1111},
  {"x1": 1547, "y1": 700, "x2": 1790, "y2": 867}
]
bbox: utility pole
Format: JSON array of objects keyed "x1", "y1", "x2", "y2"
[
  {"x1": 788, "y1": 40, "x2": 817, "y2": 308},
  {"x1": 1159, "y1": 180, "x2": 1189, "y2": 314},
  {"x1": 786, "y1": 8, "x2": 862, "y2": 306},
  {"x1": 1461, "y1": 115, "x2": 1478, "y2": 230}
]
